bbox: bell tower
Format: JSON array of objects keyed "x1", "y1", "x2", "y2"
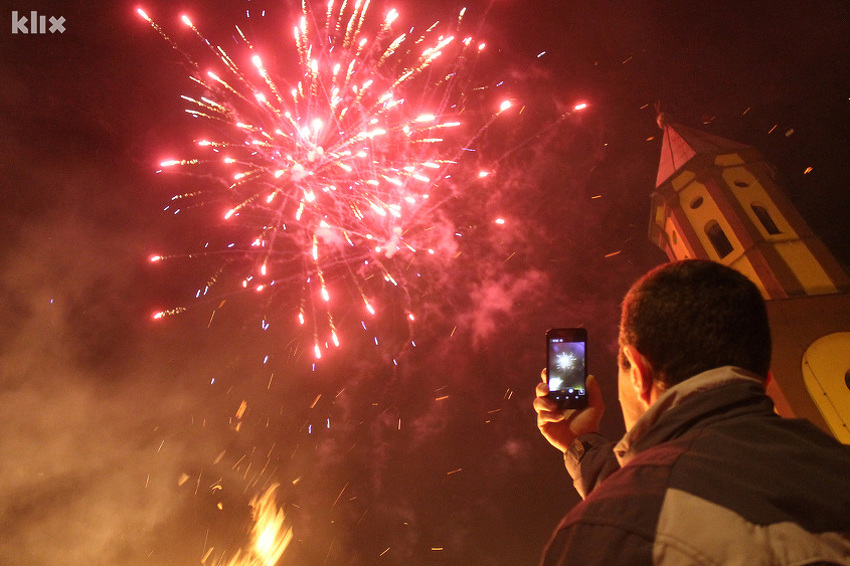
[{"x1": 649, "y1": 113, "x2": 850, "y2": 442}]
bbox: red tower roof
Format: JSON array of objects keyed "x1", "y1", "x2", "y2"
[{"x1": 655, "y1": 115, "x2": 751, "y2": 188}]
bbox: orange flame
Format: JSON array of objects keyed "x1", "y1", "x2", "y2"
[{"x1": 226, "y1": 484, "x2": 293, "y2": 566}]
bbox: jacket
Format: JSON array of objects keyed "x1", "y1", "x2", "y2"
[{"x1": 541, "y1": 366, "x2": 850, "y2": 566}]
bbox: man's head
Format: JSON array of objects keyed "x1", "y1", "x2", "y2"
[{"x1": 616, "y1": 260, "x2": 771, "y2": 426}]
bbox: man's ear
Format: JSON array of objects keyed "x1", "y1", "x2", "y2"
[{"x1": 622, "y1": 345, "x2": 655, "y2": 405}]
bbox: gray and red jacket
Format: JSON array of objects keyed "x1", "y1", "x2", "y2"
[{"x1": 541, "y1": 366, "x2": 850, "y2": 566}]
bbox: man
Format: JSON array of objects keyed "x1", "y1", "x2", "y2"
[{"x1": 534, "y1": 260, "x2": 850, "y2": 565}]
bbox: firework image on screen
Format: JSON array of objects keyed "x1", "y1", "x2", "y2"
[{"x1": 547, "y1": 339, "x2": 586, "y2": 397}]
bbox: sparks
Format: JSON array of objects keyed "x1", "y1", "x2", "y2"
[{"x1": 141, "y1": 2, "x2": 512, "y2": 357}]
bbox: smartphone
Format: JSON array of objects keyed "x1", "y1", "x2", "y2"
[{"x1": 546, "y1": 328, "x2": 588, "y2": 410}]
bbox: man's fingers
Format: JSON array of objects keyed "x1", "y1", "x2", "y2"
[
  {"x1": 535, "y1": 397, "x2": 578, "y2": 425},
  {"x1": 533, "y1": 394, "x2": 559, "y2": 415},
  {"x1": 534, "y1": 369, "x2": 602, "y2": 454},
  {"x1": 537, "y1": 412, "x2": 563, "y2": 426}
]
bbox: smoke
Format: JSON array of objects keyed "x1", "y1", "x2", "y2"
[
  {"x1": 0, "y1": 367, "x2": 188, "y2": 564},
  {"x1": 0, "y1": 217, "x2": 185, "y2": 564},
  {"x1": 457, "y1": 268, "x2": 549, "y2": 348},
  {"x1": 0, "y1": 129, "x2": 267, "y2": 564}
]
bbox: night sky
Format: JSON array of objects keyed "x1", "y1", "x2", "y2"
[{"x1": 2, "y1": 0, "x2": 848, "y2": 564}]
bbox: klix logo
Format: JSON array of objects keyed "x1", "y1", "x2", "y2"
[{"x1": 11, "y1": 10, "x2": 66, "y2": 34}]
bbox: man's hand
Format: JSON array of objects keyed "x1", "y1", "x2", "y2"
[{"x1": 534, "y1": 370, "x2": 604, "y2": 453}]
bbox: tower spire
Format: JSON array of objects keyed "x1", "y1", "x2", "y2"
[{"x1": 654, "y1": 116, "x2": 749, "y2": 188}]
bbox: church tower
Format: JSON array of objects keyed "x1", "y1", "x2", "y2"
[{"x1": 649, "y1": 113, "x2": 850, "y2": 442}]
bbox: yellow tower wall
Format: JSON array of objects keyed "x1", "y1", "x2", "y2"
[
  {"x1": 802, "y1": 333, "x2": 850, "y2": 443},
  {"x1": 720, "y1": 164, "x2": 839, "y2": 295}
]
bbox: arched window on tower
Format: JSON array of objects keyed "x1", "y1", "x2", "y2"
[
  {"x1": 751, "y1": 203, "x2": 781, "y2": 235},
  {"x1": 705, "y1": 220, "x2": 734, "y2": 258}
]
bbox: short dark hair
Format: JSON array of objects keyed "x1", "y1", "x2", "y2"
[{"x1": 618, "y1": 260, "x2": 771, "y2": 388}]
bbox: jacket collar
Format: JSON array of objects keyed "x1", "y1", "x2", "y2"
[{"x1": 613, "y1": 366, "x2": 767, "y2": 467}]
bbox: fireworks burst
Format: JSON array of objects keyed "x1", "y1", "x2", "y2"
[
  {"x1": 141, "y1": 1, "x2": 512, "y2": 360},
  {"x1": 556, "y1": 351, "x2": 577, "y2": 371}
]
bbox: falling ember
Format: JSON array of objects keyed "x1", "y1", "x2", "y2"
[
  {"x1": 152, "y1": 307, "x2": 186, "y2": 319},
  {"x1": 140, "y1": 1, "x2": 511, "y2": 356},
  {"x1": 225, "y1": 484, "x2": 293, "y2": 566}
]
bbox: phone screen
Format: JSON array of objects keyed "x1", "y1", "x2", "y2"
[{"x1": 546, "y1": 328, "x2": 588, "y2": 409}]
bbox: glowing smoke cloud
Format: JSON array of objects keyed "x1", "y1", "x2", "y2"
[{"x1": 139, "y1": 2, "x2": 512, "y2": 360}]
